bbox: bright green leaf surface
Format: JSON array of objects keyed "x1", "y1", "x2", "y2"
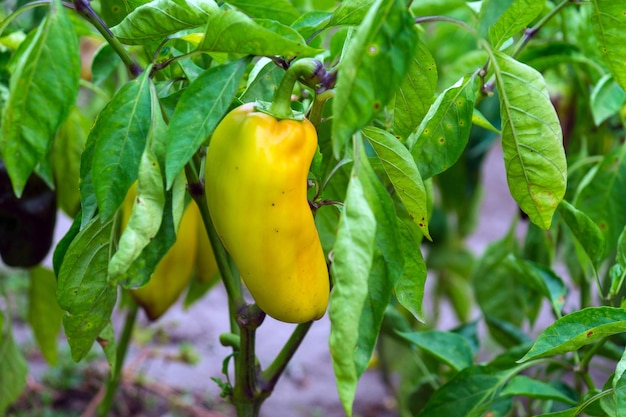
[
  {"x1": 493, "y1": 51, "x2": 566, "y2": 230},
  {"x1": 111, "y1": 0, "x2": 218, "y2": 44},
  {"x1": 393, "y1": 41, "x2": 438, "y2": 140},
  {"x1": 199, "y1": 9, "x2": 320, "y2": 56},
  {"x1": 501, "y1": 375, "x2": 577, "y2": 405},
  {"x1": 407, "y1": 75, "x2": 476, "y2": 180},
  {"x1": 56, "y1": 216, "x2": 117, "y2": 362},
  {"x1": 481, "y1": 0, "x2": 544, "y2": 49},
  {"x1": 91, "y1": 71, "x2": 153, "y2": 222},
  {"x1": 363, "y1": 126, "x2": 430, "y2": 238},
  {"x1": 228, "y1": 0, "x2": 300, "y2": 25},
  {"x1": 558, "y1": 199, "x2": 606, "y2": 268},
  {"x1": 329, "y1": 158, "x2": 376, "y2": 417},
  {"x1": 327, "y1": 0, "x2": 376, "y2": 27},
  {"x1": 395, "y1": 219, "x2": 426, "y2": 322},
  {"x1": 519, "y1": 307, "x2": 626, "y2": 362},
  {"x1": 330, "y1": 138, "x2": 402, "y2": 415},
  {"x1": 590, "y1": 74, "x2": 626, "y2": 126},
  {"x1": 576, "y1": 143, "x2": 626, "y2": 255},
  {"x1": 418, "y1": 365, "x2": 516, "y2": 417},
  {"x1": 1, "y1": 0, "x2": 79, "y2": 196},
  {"x1": 28, "y1": 267, "x2": 64, "y2": 365},
  {"x1": 398, "y1": 330, "x2": 474, "y2": 371},
  {"x1": 240, "y1": 59, "x2": 284, "y2": 103},
  {"x1": 165, "y1": 58, "x2": 248, "y2": 188},
  {"x1": 332, "y1": 0, "x2": 418, "y2": 156},
  {"x1": 0, "y1": 309, "x2": 27, "y2": 415},
  {"x1": 108, "y1": 85, "x2": 167, "y2": 281},
  {"x1": 590, "y1": 1, "x2": 626, "y2": 91}
]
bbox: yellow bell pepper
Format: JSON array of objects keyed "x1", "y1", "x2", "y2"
[{"x1": 204, "y1": 102, "x2": 329, "y2": 323}]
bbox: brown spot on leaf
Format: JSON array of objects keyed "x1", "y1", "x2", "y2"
[{"x1": 587, "y1": 331, "x2": 593, "y2": 338}]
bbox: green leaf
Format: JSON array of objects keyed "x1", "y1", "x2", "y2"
[
  {"x1": 0, "y1": 0, "x2": 79, "y2": 196},
  {"x1": 493, "y1": 51, "x2": 566, "y2": 230},
  {"x1": 108, "y1": 85, "x2": 166, "y2": 281},
  {"x1": 513, "y1": 260, "x2": 567, "y2": 318},
  {"x1": 327, "y1": 0, "x2": 376, "y2": 27},
  {"x1": 558, "y1": 199, "x2": 606, "y2": 268},
  {"x1": 227, "y1": 0, "x2": 300, "y2": 25},
  {"x1": 407, "y1": 75, "x2": 476, "y2": 180},
  {"x1": 472, "y1": 230, "x2": 526, "y2": 331},
  {"x1": 56, "y1": 216, "x2": 117, "y2": 362},
  {"x1": 575, "y1": 143, "x2": 626, "y2": 255},
  {"x1": 28, "y1": 267, "x2": 64, "y2": 365},
  {"x1": 332, "y1": 0, "x2": 418, "y2": 157},
  {"x1": 535, "y1": 409, "x2": 577, "y2": 417},
  {"x1": 90, "y1": 71, "x2": 153, "y2": 222},
  {"x1": 398, "y1": 330, "x2": 474, "y2": 372},
  {"x1": 52, "y1": 107, "x2": 89, "y2": 217},
  {"x1": 291, "y1": 12, "x2": 333, "y2": 40},
  {"x1": 111, "y1": 0, "x2": 218, "y2": 44},
  {"x1": 393, "y1": 41, "x2": 438, "y2": 140},
  {"x1": 590, "y1": 74, "x2": 626, "y2": 126},
  {"x1": 165, "y1": 58, "x2": 248, "y2": 188},
  {"x1": 472, "y1": 108, "x2": 501, "y2": 134},
  {"x1": 53, "y1": 212, "x2": 83, "y2": 277},
  {"x1": 480, "y1": 0, "x2": 544, "y2": 49},
  {"x1": 590, "y1": 0, "x2": 626, "y2": 91},
  {"x1": 329, "y1": 155, "x2": 376, "y2": 417},
  {"x1": 363, "y1": 126, "x2": 430, "y2": 238},
  {"x1": 117, "y1": 173, "x2": 186, "y2": 288},
  {"x1": 418, "y1": 365, "x2": 516, "y2": 417},
  {"x1": 0, "y1": 309, "x2": 28, "y2": 415},
  {"x1": 395, "y1": 219, "x2": 426, "y2": 321},
  {"x1": 240, "y1": 58, "x2": 284, "y2": 103},
  {"x1": 198, "y1": 9, "x2": 321, "y2": 56},
  {"x1": 501, "y1": 375, "x2": 577, "y2": 405},
  {"x1": 519, "y1": 307, "x2": 626, "y2": 362},
  {"x1": 329, "y1": 138, "x2": 402, "y2": 416}
]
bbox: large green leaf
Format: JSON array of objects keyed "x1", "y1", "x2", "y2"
[
  {"x1": 493, "y1": 51, "x2": 566, "y2": 230},
  {"x1": 576, "y1": 143, "x2": 626, "y2": 255},
  {"x1": 329, "y1": 138, "x2": 402, "y2": 416},
  {"x1": 590, "y1": 0, "x2": 626, "y2": 91},
  {"x1": 165, "y1": 58, "x2": 248, "y2": 188},
  {"x1": 327, "y1": 0, "x2": 376, "y2": 27},
  {"x1": 479, "y1": 0, "x2": 544, "y2": 49},
  {"x1": 363, "y1": 126, "x2": 430, "y2": 238},
  {"x1": 198, "y1": 9, "x2": 320, "y2": 56},
  {"x1": 558, "y1": 199, "x2": 606, "y2": 269},
  {"x1": 56, "y1": 216, "x2": 117, "y2": 361},
  {"x1": 52, "y1": 107, "x2": 89, "y2": 217},
  {"x1": 0, "y1": 0, "x2": 79, "y2": 196},
  {"x1": 407, "y1": 75, "x2": 476, "y2": 180},
  {"x1": 108, "y1": 83, "x2": 166, "y2": 281},
  {"x1": 500, "y1": 375, "x2": 577, "y2": 405},
  {"x1": 393, "y1": 41, "x2": 438, "y2": 140},
  {"x1": 519, "y1": 307, "x2": 626, "y2": 362},
  {"x1": 398, "y1": 330, "x2": 474, "y2": 372},
  {"x1": 28, "y1": 267, "x2": 64, "y2": 365},
  {"x1": 394, "y1": 219, "x2": 427, "y2": 321},
  {"x1": 418, "y1": 365, "x2": 517, "y2": 417},
  {"x1": 111, "y1": 0, "x2": 218, "y2": 44},
  {"x1": 227, "y1": 0, "x2": 300, "y2": 25},
  {"x1": 0, "y1": 309, "x2": 27, "y2": 415},
  {"x1": 332, "y1": 0, "x2": 418, "y2": 156},
  {"x1": 90, "y1": 70, "x2": 153, "y2": 222},
  {"x1": 590, "y1": 74, "x2": 626, "y2": 126}
]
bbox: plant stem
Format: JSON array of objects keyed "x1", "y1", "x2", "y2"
[
  {"x1": 268, "y1": 58, "x2": 321, "y2": 120},
  {"x1": 185, "y1": 155, "x2": 244, "y2": 331},
  {"x1": 72, "y1": 0, "x2": 143, "y2": 77},
  {"x1": 97, "y1": 301, "x2": 139, "y2": 417}
]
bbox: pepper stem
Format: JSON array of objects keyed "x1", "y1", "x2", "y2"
[{"x1": 267, "y1": 58, "x2": 321, "y2": 120}]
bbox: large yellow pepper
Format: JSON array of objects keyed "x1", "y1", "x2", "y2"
[
  {"x1": 204, "y1": 102, "x2": 329, "y2": 323},
  {"x1": 122, "y1": 184, "x2": 216, "y2": 320}
]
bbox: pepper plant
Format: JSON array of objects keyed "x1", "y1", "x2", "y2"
[{"x1": 1, "y1": 0, "x2": 626, "y2": 416}]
